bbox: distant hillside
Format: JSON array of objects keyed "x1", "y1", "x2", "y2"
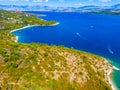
[
  {"x1": 0, "y1": 4, "x2": 120, "y2": 14},
  {"x1": 0, "y1": 5, "x2": 53, "y2": 11},
  {"x1": 111, "y1": 4, "x2": 120, "y2": 9}
]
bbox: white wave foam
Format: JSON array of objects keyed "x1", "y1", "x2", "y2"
[{"x1": 113, "y1": 66, "x2": 120, "y2": 71}]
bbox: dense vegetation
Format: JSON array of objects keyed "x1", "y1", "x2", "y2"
[
  {"x1": 0, "y1": 10, "x2": 112, "y2": 90},
  {"x1": 0, "y1": 10, "x2": 57, "y2": 30}
]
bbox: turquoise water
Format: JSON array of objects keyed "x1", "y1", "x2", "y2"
[
  {"x1": 11, "y1": 12, "x2": 120, "y2": 89},
  {"x1": 110, "y1": 59, "x2": 120, "y2": 89}
]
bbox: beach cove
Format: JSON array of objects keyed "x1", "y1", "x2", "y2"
[
  {"x1": 2, "y1": 10, "x2": 118, "y2": 89},
  {"x1": 10, "y1": 12, "x2": 120, "y2": 90},
  {"x1": 10, "y1": 22, "x2": 59, "y2": 42}
]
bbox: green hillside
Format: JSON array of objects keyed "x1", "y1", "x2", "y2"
[{"x1": 0, "y1": 10, "x2": 112, "y2": 90}]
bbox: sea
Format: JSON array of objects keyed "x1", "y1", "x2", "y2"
[{"x1": 11, "y1": 11, "x2": 120, "y2": 89}]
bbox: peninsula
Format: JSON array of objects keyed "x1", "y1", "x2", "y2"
[{"x1": 0, "y1": 10, "x2": 117, "y2": 90}]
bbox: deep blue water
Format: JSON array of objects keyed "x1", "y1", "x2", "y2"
[{"x1": 12, "y1": 12, "x2": 120, "y2": 89}]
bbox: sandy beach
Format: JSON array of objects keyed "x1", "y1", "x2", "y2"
[
  {"x1": 107, "y1": 66, "x2": 119, "y2": 90},
  {"x1": 10, "y1": 25, "x2": 32, "y2": 33},
  {"x1": 108, "y1": 69, "x2": 116, "y2": 90},
  {"x1": 10, "y1": 22, "x2": 59, "y2": 43},
  {"x1": 15, "y1": 36, "x2": 18, "y2": 42},
  {"x1": 10, "y1": 22, "x2": 59, "y2": 33}
]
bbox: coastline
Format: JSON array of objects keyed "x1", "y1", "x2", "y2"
[
  {"x1": 108, "y1": 69, "x2": 117, "y2": 90},
  {"x1": 107, "y1": 66, "x2": 119, "y2": 90},
  {"x1": 15, "y1": 36, "x2": 18, "y2": 42},
  {"x1": 105, "y1": 58, "x2": 120, "y2": 90},
  {"x1": 10, "y1": 22, "x2": 59, "y2": 33},
  {"x1": 10, "y1": 22, "x2": 59, "y2": 42},
  {"x1": 9, "y1": 21, "x2": 119, "y2": 90},
  {"x1": 1, "y1": 10, "x2": 120, "y2": 90}
]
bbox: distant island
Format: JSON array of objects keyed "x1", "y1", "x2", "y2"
[
  {"x1": 0, "y1": 4, "x2": 120, "y2": 14},
  {"x1": 0, "y1": 10, "x2": 118, "y2": 90}
]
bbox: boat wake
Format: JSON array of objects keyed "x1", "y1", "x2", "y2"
[
  {"x1": 76, "y1": 32, "x2": 87, "y2": 40},
  {"x1": 108, "y1": 45, "x2": 114, "y2": 54}
]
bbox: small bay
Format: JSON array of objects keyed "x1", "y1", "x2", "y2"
[{"x1": 11, "y1": 12, "x2": 120, "y2": 89}]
